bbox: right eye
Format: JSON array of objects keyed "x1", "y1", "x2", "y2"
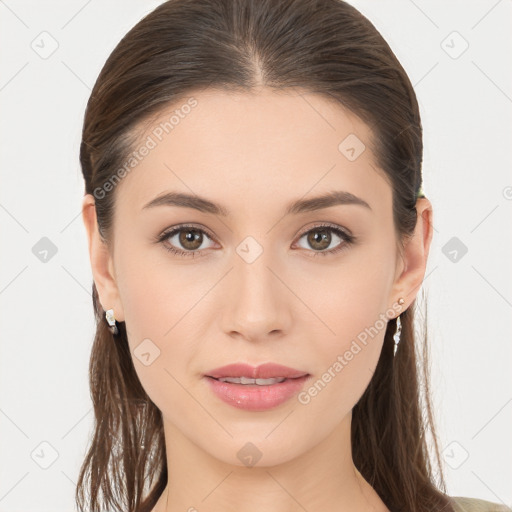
[{"x1": 157, "y1": 224, "x2": 217, "y2": 258}]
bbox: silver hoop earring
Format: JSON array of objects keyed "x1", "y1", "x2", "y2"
[
  {"x1": 393, "y1": 315, "x2": 402, "y2": 356},
  {"x1": 105, "y1": 308, "x2": 119, "y2": 336},
  {"x1": 393, "y1": 298, "x2": 405, "y2": 356}
]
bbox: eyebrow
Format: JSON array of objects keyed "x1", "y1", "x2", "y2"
[{"x1": 142, "y1": 190, "x2": 372, "y2": 216}]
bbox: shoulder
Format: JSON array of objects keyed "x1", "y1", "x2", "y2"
[{"x1": 450, "y1": 496, "x2": 512, "y2": 512}]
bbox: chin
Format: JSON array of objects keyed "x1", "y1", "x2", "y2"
[{"x1": 196, "y1": 427, "x2": 314, "y2": 469}]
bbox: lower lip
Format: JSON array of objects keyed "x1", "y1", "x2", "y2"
[{"x1": 204, "y1": 375, "x2": 310, "y2": 411}]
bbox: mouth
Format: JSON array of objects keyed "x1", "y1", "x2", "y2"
[
  {"x1": 203, "y1": 363, "x2": 311, "y2": 411},
  {"x1": 205, "y1": 375, "x2": 306, "y2": 385},
  {"x1": 205, "y1": 362, "x2": 309, "y2": 380}
]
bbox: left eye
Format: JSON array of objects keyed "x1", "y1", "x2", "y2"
[{"x1": 293, "y1": 224, "x2": 354, "y2": 257}]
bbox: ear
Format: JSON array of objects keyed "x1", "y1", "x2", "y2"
[
  {"x1": 82, "y1": 194, "x2": 125, "y2": 322},
  {"x1": 390, "y1": 197, "x2": 434, "y2": 310}
]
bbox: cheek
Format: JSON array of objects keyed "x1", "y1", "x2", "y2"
[
  {"x1": 116, "y1": 240, "x2": 210, "y2": 341},
  {"x1": 114, "y1": 248, "x2": 216, "y2": 406},
  {"x1": 305, "y1": 243, "x2": 395, "y2": 343},
  {"x1": 297, "y1": 295, "x2": 388, "y2": 425},
  {"x1": 297, "y1": 242, "x2": 395, "y2": 406}
]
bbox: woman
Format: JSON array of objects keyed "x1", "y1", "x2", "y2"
[{"x1": 78, "y1": 1, "x2": 511, "y2": 511}]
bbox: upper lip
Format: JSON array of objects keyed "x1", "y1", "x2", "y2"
[{"x1": 206, "y1": 363, "x2": 309, "y2": 379}]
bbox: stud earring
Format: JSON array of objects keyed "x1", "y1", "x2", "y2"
[
  {"x1": 105, "y1": 308, "x2": 119, "y2": 336},
  {"x1": 393, "y1": 298, "x2": 405, "y2": 356}
]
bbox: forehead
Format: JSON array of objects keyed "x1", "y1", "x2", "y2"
[{"x1": 114, "y1": 88, "x2": 391, "y2": 217}]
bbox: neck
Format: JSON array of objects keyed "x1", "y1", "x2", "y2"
[{"x1": 153, "y1": 412, "x2": 389, "y2": 512}]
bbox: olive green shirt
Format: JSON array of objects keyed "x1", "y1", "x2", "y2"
[{"x1": 451, "y1": 496, "x2": 512, "y2": 512}]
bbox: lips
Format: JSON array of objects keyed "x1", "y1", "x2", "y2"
[
  {"x1": 204, "y1": 364, "x2": 311, "y2": 411},
  {"x1": 204, "y1": 363, "x2": 311, "y2": 410},
  {"x1": 205, "y1": 362, "x2": 309, "y2": 380}
]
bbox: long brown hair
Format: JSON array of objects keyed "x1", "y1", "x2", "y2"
[{"x1": 76, "y1": 1, "x2": 455, "y2": 511}]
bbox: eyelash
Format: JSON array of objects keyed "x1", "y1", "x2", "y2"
[{"x1": 155, "y1": 222, "x2": 355, "y2": 259}]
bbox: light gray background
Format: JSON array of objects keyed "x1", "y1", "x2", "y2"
[{"x1": 1, "y1": 1, "x2": 511, "y2": 511}]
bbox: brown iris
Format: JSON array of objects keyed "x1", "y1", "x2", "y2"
[
  {"x1": 179, "y1": 229, "x2": 203, "y2": 250},
  {"x1": 307, "y1": 229, "x2": 332, "y2": 251}
]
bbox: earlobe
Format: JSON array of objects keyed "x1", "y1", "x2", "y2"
[
  {"x1": 391, "y1": 198, "x2": 434, "y2": 309},
  {"x1": 81, "y1": 194, "x2": 125, "y2": 322}
]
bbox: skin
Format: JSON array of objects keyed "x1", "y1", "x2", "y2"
[{"x1": 82, "y1": 87, "x2": 433, "y2": 512}]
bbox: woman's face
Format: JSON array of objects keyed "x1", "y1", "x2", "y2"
[{"x1": 87, "y1": 88, "x2": 423, "y2": 467}]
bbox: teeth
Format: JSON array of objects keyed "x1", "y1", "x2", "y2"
[{"x1": 217, "y1": 376, "x2": 287, "y2": 385}]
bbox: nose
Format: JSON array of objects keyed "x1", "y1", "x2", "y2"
[{"x1": 220, "y1": 246, "x2": 292, "y2": 343}]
